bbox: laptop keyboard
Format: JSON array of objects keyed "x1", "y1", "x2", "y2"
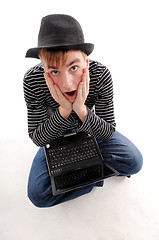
[
  {"x1": 48, "y1": 138, "x2": 99, "y2": 172},
  {"x1": 55, "y1": 165, "x2": 102, "y2": 190}
]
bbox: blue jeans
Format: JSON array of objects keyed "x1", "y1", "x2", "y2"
[{"x1": 27, "y1": 131, "x2": 143, "y2": 207}]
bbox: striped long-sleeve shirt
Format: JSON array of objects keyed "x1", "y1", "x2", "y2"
[{"x1": 23, "y1": 59, "x2": 116, "y2": 146}]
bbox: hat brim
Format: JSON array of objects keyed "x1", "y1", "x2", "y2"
[{"x1": 25, "y1": 43, "x2": 94, "y2": 59}]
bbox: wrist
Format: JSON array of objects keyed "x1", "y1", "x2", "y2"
[
  {"x1": 74, "y1": 105, "x2": 87, "y2": 122},
  {"x1": 59, "y1": 106, "x2": 72, "y2": 119}
]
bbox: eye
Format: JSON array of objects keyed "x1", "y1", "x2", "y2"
[
  {"x1": 51, "y1": 70, "x2": 59, "y2": 76},
  {"x1": 70, "y1": 66, "x2": 78, "y2": 72}
]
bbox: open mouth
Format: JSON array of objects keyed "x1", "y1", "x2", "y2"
[{"x1": 65, "y1": 90, "x2": 76, "y2": 96}]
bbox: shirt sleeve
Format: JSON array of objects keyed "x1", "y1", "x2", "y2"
[
  {"x1": 23, "y1": 78, "x2": 74, "y2": 146},
  {"x1": 78, "y1": 68, "x2": 116, "y2": 141}
]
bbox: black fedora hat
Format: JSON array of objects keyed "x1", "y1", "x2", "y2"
[{"x1": 26, "y1": 14, "x2": 94, "y2": 59}]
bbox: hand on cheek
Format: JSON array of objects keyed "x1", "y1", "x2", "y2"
[
  {"x1": 44, "y1": 72, "x2": 73, "y2": 119},
  {"x1": 73, "y1": 68, "x2": 90, "y2": 122}
]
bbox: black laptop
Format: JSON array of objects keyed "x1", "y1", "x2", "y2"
[{"x1": 44, "y1": 132, "x2": 119, "y2": 195}]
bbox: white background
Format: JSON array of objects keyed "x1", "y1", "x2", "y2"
[{"x1": 0, "y1": 0, "x2": 159, "y2": 239}]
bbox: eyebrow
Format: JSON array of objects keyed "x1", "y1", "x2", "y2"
[
  {"x1": 48, "y1": 58, "x2": 81, "y2": 70},
  {"x1": 67, "y1": 58, "x2": 81, "y2": 67}
]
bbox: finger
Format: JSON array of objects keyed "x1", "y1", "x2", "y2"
[
  {"x1": 82, "y1": 68, "x2": 89, "y2": 94},
  {"x1": 44, "y1": 72, "x2": 53, "y2": 87},
  {"x1": 83, "y1": 69, "x2": 90, "y2": 99},
  {"x1": 54, "y1": 84, "x2": 64, "y2": 99},
  {"x1": 76, "y1": 82, "x2": 83, "y2": 101},
  {"x1": 45, "y1": 75, "x2": 53, "y2": 91},
  {"x1": 44, "y1": 73, "x2": 59, "y2": 101},
  {"x1": 82, "y1": 73, "x2": 87, "y2": 99},
  {"x1": 54, "y1": 85, "x2": 72, "y2": 106},
  {"x1": 86, "y1": 69, "x2": 90, "y2": 93}
]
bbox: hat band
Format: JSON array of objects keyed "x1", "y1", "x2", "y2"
[{"x1": 38, "y1": 33, "x2": 84, "y2": 48}]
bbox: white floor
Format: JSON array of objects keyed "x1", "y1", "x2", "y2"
[{"x1": 0, "y1": 136, "x2": 159, "y2": 240}]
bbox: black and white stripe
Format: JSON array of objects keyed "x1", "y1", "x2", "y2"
[{"x1": 23, "y1": 60, "x2": 116, "y2": 146}]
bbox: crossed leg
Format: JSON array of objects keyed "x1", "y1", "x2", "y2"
[{"x1": 27, "y1": 131, "x2": 143, "y2": 207}]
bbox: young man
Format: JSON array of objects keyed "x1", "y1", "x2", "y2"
[{"x1": 24, "y1": 14, "x2": 143, "y2": 207}]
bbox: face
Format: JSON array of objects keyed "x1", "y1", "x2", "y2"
[{"x1": 44, "y1": 50, "x2": 89, "y2": 102}]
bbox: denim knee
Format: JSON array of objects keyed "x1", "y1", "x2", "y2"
[
  {"x1": 27, "y1": 183, "x2": 44, "y2": 208},
  {"x1": 128, "y1": 147, "x2": 143, "y2": 175},
  {"x1": 27, "y1": 179, "x2": 100, "y2": 208},
  {"x1": 27, "y1": 178, "x2": 54, "y2": 208}
]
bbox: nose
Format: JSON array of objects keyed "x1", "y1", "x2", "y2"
[{"x1": 61, "y1": 72, "x2": 73, "y2": 90}]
